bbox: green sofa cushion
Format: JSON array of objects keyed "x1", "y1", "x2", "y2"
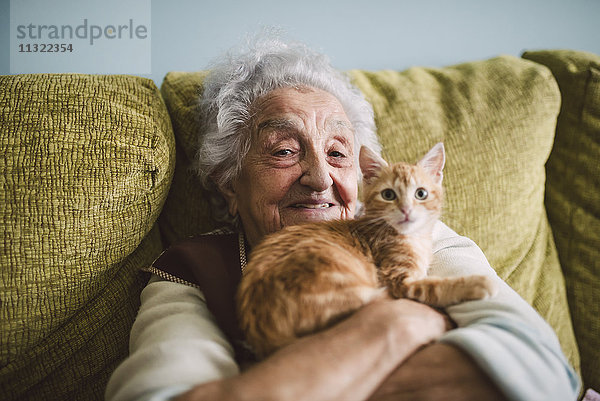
[
  {"x1": 523, "y1": 49, "x2": 600, "y2": 392},
  {"x1": 0, "y1": 74, "x2": 175, "y2": 400},
  {"x1": 159, "y1": 71, "x2": 216, "y2": 244},
  {"x1": 159, "y1": 56, "x2": 580, "y2": 379}
]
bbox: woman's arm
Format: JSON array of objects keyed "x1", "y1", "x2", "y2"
[
  {"x1": 176, "y1": 298, "x2": 448, "y2": 401},
  {"x1": 105, "y1": 276, "x2": 240, "y2": 401},
  {"x1": 367, "y1": 343, "x2": 508, "y2": 401},
  {"x1": 106, "y1": 275, "x2": 449, "y2": 401},
  {"x1": 367, "y1": 222, "x2": 579, "y2": 401}
]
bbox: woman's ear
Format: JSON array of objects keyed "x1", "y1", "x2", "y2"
[{"x1": 218, "y1": 182, "x2": 239, "y2": 217}]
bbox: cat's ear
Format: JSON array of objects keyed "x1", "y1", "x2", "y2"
[
  {"x1": 359, "y1": 146, "x2": 388, "y2": 182},
  {"x1": 418, "y1": 142, "x2": 445, "y2": 184}
]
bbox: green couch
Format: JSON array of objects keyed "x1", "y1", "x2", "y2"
[{"x1": 1, "y1": 49, "x2": 598, "y2": 400}]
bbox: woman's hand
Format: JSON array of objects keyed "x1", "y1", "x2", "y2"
[
  {"x1": 176, "y1": 298, "x2": 449, "y2": 401},
  {"x1": 361, "y1": 297, "x2": 452, "y2": 361}
]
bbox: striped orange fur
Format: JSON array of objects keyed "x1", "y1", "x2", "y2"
[{"x1": 237, "y1": 143, "x2": 497, "y2": 358}]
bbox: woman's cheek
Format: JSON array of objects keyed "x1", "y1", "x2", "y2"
[{"x1": 335, "y1": 169, "x2": 358, "y2": 215}]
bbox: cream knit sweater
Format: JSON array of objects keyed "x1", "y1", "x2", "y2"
[{"x1": 106, "y1": 222, "x2": 579, "y2": 401}]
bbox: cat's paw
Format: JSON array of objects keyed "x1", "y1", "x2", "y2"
[{"x1": 465, "y1": 275, "x2": 499, "y2": 300}]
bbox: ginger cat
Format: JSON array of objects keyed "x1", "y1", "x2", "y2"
[{"x1": 237, "y1": 143, "x2": 498, "y2": 358}]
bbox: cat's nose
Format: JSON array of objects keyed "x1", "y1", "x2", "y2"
[{"x1": 401, "y1": 207, "x2": 412, "y2": 218}]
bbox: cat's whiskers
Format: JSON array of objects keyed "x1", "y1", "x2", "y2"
[{"x1": 351, "y1": 213, "x2": 394, "y2": 243}]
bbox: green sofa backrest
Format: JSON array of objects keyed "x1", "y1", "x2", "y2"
[
  {"x1": 523, "y1": 50, "x2": 600, "y2": 393},
  {"x1": 0, "y1": 74, "x2": 175, "y2": 400}
]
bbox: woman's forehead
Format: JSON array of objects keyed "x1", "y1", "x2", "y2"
[
  {"x1": 256, "y1": 116, "x2": 353, "y2": 136},
  {"x1": 252, "y1": 87, "x2": 349, "y2": 121},
  {"x1": 250, "y1": 87, "x2": 353, "y2": 139}
]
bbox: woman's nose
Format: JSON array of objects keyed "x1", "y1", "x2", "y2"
[{"x1": 299, "y1": 154, "x2": 334, "y2": 192}]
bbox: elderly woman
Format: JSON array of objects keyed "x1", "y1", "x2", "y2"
[{"x1": 105, "y1": 37, "x2": 579, "y2": 401}]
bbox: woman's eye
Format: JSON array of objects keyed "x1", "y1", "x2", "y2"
[
  {"x1": 415, "y1": 188, "x2": 428, "y2": 200},
  {"x1": 381, "y1": 188, "x2": 397, "y2": 201},
  {"x1": 274, "y1": 149, "x2": 294, "y2": 157},
  {"x1": 329, "y1": 150, "x2": 345, "y2": 158}
]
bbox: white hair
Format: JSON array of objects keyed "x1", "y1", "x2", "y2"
[{"x1": 196, "y1": 34, "x2": 380, "y2": 223}]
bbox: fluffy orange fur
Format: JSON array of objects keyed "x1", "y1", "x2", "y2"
[{"x1": 237, "y1": 143, "x2": 497, "y2": 358}]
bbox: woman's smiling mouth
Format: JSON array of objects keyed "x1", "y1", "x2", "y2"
[{"x1": 292, "y1": 203, "x2": 334, "y2": 209}]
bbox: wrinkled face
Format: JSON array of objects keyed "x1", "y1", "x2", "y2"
[{"x1": 221, "y1": 86, "x2": 358, "y2": 246}]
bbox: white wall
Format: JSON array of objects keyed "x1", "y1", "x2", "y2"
[{"x1": 2, "y1": 0, "x2": 599, "y2": 86}]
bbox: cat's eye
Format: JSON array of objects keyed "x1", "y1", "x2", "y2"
[
  {"x1": 415, "y1": 188, "x2": 428, "y2": 200},
  {"x1": 381, "y1": 189, "x2": 397, "y2": 201}
]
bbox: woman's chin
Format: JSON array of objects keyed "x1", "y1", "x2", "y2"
[{"x1": 280, "y1": 205, "x2": 345, "y2": 226}]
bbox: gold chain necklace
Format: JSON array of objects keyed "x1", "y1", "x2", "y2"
[{"x1": 238, "y1": 231, "x2": 247, "y2": 273}]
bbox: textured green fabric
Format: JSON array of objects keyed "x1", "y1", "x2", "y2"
[
  {"x1": 0, "y1": 74, "x2": 175, "y2": 400},
  {"x1": 158, "y1": 71, "x2": 218, "y2": 245},
  {"x1": 159, "y1": 56, "x2": 580, "y2": 377},
  {"x1": 523, "y1": 50, "x2": 600, "y2": 392},
  {"x1": 349, "y1": 56, "x2": 580, "y2": 376}
]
